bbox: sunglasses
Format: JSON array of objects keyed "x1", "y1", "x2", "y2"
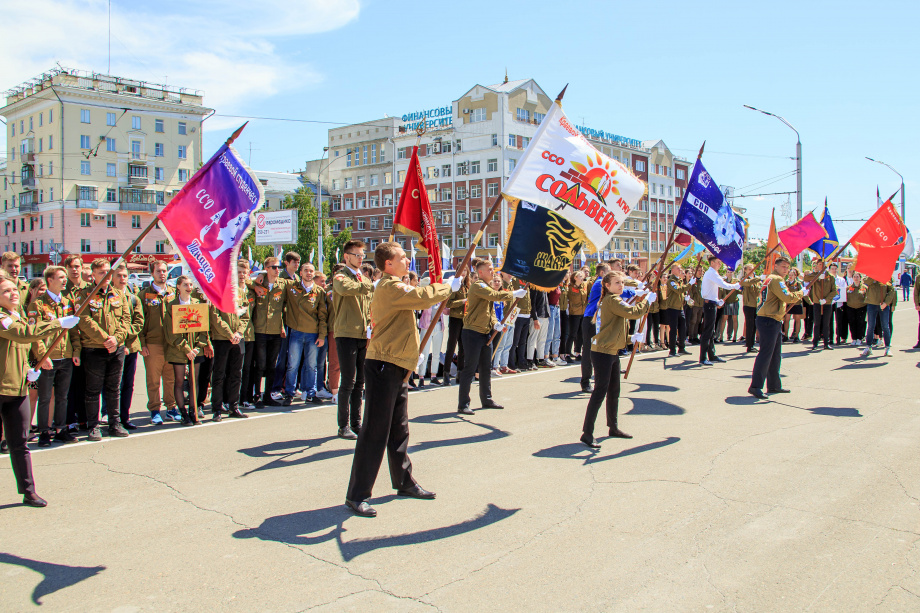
[{"x1": 268, "y1": 265, "x2": 281, "y2": 269}]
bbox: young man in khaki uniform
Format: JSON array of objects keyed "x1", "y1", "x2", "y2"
[
  {"x1": 458, "y1": 259, "x2": 526, "y2": 415},
  {"x1": 208, "y1": 262, "x2": 250, "y2": 421},
  {"x1": 739, "y1": 263, "x2": 763, "y2": 353},
  {"x1": 62, "y1": 255, "x2": 88, "y2": 430},
  {"x1": 663, "y1": 263, "x2": 689, "y2": 357},
  {"x1": 138, "y1": 261, "x2": 179, "y2": 424},
  {"x1": 252, "y1": 257, "x2": 291, "y2": 408},
  {"x1": 1, "y1": 252, "x2": 29, "y2": 303},
  {"x1": 282, "y1": 262, "x2": 327, "y2": 404},
  {"x1": 345, "y1": 242, "x2": 462, "y2": 518},
  {"x1": 104, "y1": 265, "x2": 144, "y2": 430},
  {"x1": 332, "y1": 240, "x2": 373, "y2": 439},
  {"x1": 804, "y1": 258, "x2": 837, "y2": 350}
]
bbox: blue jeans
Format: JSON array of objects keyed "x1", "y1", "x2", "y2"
[
  {"x1": 285, "y1": 330, "x2": 319, "y2": 397},
  {"x1": 865, "y1": 304, "x2": 891, "y2": 348},
  {"x1": 494, "y1": 321, "x2": 516, "y2": 369},
  {"x1": 314, "y1": 337, "x2": 329, "y2": 392},
  {"x1": 544, "y1": 305, "x2": 561, "y2": 356}
]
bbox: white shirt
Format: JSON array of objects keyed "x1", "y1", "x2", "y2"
[
  {"x1": 179, "y1": 296, "x2": 190, "y2": 305},
  {"x1": 702, "y1": 267, "x2": 736, "y2": 302},
  {"x1": 834, "y1": 275, "x2": 847, "y2": 305},
  {"x1": 151, "y1": 282, "x2": 167, "y2": 295},
  {"x1": 45, "y1": 290, "x2": 62, "y2": 304}
]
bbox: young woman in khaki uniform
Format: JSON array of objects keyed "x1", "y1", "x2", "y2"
[{"x1": 164, "y1": 276, "x2": 210, "y2": 425}]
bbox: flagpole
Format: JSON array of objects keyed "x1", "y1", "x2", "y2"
[
  {"x1": 32, "y1": 124, "x2": 249, "y2": 368},
  {"x1": 404, "y1": 192, "x2": 504, "y2": 382}
]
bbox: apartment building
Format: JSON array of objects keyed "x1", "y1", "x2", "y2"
[{"x1": 0, "y1": 67, "x2": 212, "y2": 277}]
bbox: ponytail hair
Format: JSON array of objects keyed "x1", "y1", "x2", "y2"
[{"x1": 599, "y1": 271, "x2": 626, "y2": 302}]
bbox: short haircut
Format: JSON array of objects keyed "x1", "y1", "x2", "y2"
[
  {"x1": 28, "y1": 278, "x2": 45, "y2": 292},
  {"x1": 43, "y1": 266, "x2": 66, "y2": 282},
  {"x1": 708, "y1": 254, "x2": 720, "y2": 264},
  {"x1": 360, "y1": 263, "x2": 375, "y2": 277},
  {"x1": 63, "y1": 255, "x2": 83, "y2": 268},
  {"x1": 264, "y1": 256, "x2": 279, "y2": 268},
  {"x1": 774, "y1": 257, "x2": 790, "y2": 266},
  {"x1": 284, "y1": 251, "x2": 300, "y2": 263},
  {"x1": 473, "y1": 258, "x2": 492, "y2": 273},
  {"x1": 113, "y1": 263, "x2": 128, "y2": 273},
  {"x1": 608, "y1": 258, "x2": 623, "y2": 267},
  {"x1": 237, "y1": 260, "x2": 250, "y2": 271},
  {"x1": 408, "y1": 271, "x2": 418, "y2": 281},
  {"x1": 374, "y1": 241, "x2": 402, "y2": 269},
  {"x1": 344, "y1": 239, "x2": 366, "y2": 254},
  {"x1": 150, "y1": 260, "x2": 168, "y2": 273},
  {"x1": 1, "y1": 251, "x2": 20, "y2": 264},
  {"x1": 300, "y1": 262, "x2": 315, "y2": 272},
  {"x1": 91, "y1": 258, "x2": 110, "y2": 271},
  {"x1": 626, "y1": 264, "x2": 639, "y2": 273},
  {"x1": 331, "y1": 263, "x2": 345, "y2": 275},
  {"x1": 595, "y1": 262, "x2": 610, "y2": 275}
]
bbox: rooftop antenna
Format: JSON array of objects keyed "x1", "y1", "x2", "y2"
[{"x1": 504, "y1": 68, "x2": 508, "y2": 84}]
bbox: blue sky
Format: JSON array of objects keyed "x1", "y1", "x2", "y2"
[{"x1": 3, "y1": 0, "x2": 917, "y2": 241}]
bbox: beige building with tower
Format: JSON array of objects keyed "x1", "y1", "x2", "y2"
[{"x1": 0, "y1": 67, "x2": 212, "y2": 277}]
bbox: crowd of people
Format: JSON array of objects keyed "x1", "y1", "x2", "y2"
[{"x1": 0, "y1": 242, "x2": 914, "y2": 512}]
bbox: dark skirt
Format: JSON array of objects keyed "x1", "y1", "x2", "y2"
[{"x1": 788, "y1": 304, "x2": 804, "y2": 315}]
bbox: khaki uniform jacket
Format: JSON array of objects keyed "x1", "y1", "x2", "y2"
[
  {"x1": 464, "y1": 280, "x2": 514, "y2": 334},
  {"x1": 558, "y1": 287, "x2": 568, "y2": 312},
  {"x1": 242, "y1": 285, "x2": 257, "y2": 342},
  {"x1": 591, "y1": 294, "x2": 649, "y2": 356},
  {"x1": 65, "y1": 278, "x2": 88, "y2": 303},
  {"x1": 847, "y1": 282, "x2": 867, "y2": 308},
  {"x1": 0, "y1": 307, "x2": 63, "y2": 396},
  {"x1": 119, "y1": 288, "x2": 145, "y2": 354},
  {"x1": 864, "y1": 278, "x2": 895, "y2": 306},
  {"x1": 366, "y1": 273, "x2": 452, "y2": 371},
  {"x1": 285, "y1": 282, "x2": 328, "y2": 336},
  {"x1": 757, "y1": 275, "x2": 804, "y2": 321},
  {"x1": 73, "y1": 285, "x2": 127, "y2": 351},
  {"x1": 332, "y1": 268, "x2": 372, "y2": 339},
  {"x1": 253, "y1": 278, "x2": 291, "y2": 335},
  {"x1": 662, "y1": 275, "x2": 686, "y2": 311},
  {"x1": 16, "y1": 279, "x2": 30, "y2": 305},
  {"x1": 566, "y1": 285, "x2": 587, "y2": 316},
  {"x1": 689, "y1": 278, "x2": 703, "y2": 306},
  {"x1": 740, "y1": 277, "x2": 762, "y2": 308},
  {"x1": 720, "y1": 285, "x2": 740, "y2": 305},
  {"x1": 804, "y1": 271, "x2": 837, "y2": 305},
  {"x1": 914, "y1": 282, "x2": 920, "y2": 309},
  {"x1": 447, "y1": 286, "x2": 468, "y2": 319},
  {"x1": 27, "y1": 293, "x2": 75, "y2": 360},
  {"x1": 209, "y1": 291, "x2": 250, "y2": 342},
  {"x1": 512, "y1": 278, "x2": 532, "y2": 315},
  {"x1": 138, "y1": 284, "x2": 175, "y2": 347},
  {"x1": 163, "y1": 297, "x2": 210, "y2": 364}
]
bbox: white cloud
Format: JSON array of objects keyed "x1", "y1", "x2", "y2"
[{"x1": 0, "y1": 0, "x2": 358, "y2": 117}]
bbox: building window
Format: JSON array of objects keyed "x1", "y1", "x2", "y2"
[
  {"x1": 130, "y1": 215, "x2": 141, "y2": 229},
  {"x1": 487, "y1": 159, "x2": 498, "y2": 172},
  {"x1": 470, "y1": 183, "x2": 482, "y2": 198},
  {"x1": 106, "y1": 137, "x2": 116, "y2": 152},
  {"x1": 346, "y1": 149, "x2": 352, "y2": 167},
  {"x1": 344, "y1": 198, "x2": 353, "y2": 210},
  {"x1": 155, "y1": 119, "x2": 164, "y2": 133},
  {"x1": 508, "y1": 158, "x2": 517, "y2": 173},
  {"x1": 380, "y1": 145, "x2": 386, "y2": 163},
  {"x1": 155, "y1": 240, "x2": 165, "y2": 254},
  {"x1": 668, "y1": 186, "x2": 673, "y2": 197},
  {"x1": 456, "y1": 185, "x2": 467, "y2": 199},
  {"x1": 457, "y1": 235, "x2": 468, "y2": 249},
  {"x1": 534, "y1": 112, "x2": 546, "y2": 124},
  {"x1": 470, "y1": 160, "x2": 480, "y2": 174},
  {"x1": 397, "y1": 170, "x2": 406, "y2": 183},
  {"x1": 107, "y1": 188, "x2": 117, "y2": 202},
  {"x1": 155, "y1": 167, "x2": 164, "y2": 181},
  {"x1": 132, "y1": 116, "x2": 141, "y2": 130},
  {"x1": 357, "y1": 176, "x2": 365, "y2": 188},
  {"x1": 106, "y1": 214, "x2": 116, "y2": 228},
  {"x1": 80, "y1": 161, "x2": 91, "y2": 175},
  {"x1": 363, "y1": 145, "x2": 367, "y2": 165},
  {"x1": 491, "y1": 133, "x2": 498, "y2": 147},
  {"x1": 383, "y1": 195, "x2": 393, "y2": 208},
  {"x1": 488, "y1": 233, "x2": 499, "y2": 247},
  {"x1": 107, "y1": 163, "x2": 116, "y2": 177},
  {"x1": 369, "y1": 195, "x2": 379, "y2": 207},
  {"x1": 384, "y1": 172, "x2": 392, "y2": 185},
  {"x1": 80, "y1": 109, "x2": 90, "y2": 123},
  {"x1": 676, "y1": 168, "x2": 686, "y2": 181},
  {"x1": 80, "y1": 135, "x2": 91, "y2": 149},
  {"x1": 107, "y1": 239, "x2": 117, "y2": 253},
  {"x1": 469, "y1": 108, "x2": 486, "y2": 122},
  {"x1": 441, "y1": 188, "x2": 452, "y2": 201},
  {"x1": 635, "y1": 160, "x2": 646, "y2": 172},
  {"x1": 442, "y1": 164, "x2": 451, "y2": 177},
  {"x1": 80, "y1": 213, "x2": 91, "y2": 227},
  {"x1": 441, "y1": 211, "x2": 452, "y2": 226},
  {"x1": 516, "y1": 108, "x2": 531, "y2": 122},
  {"x1": 371, "y1": 144, "x2": 377, "y2": 164},
  {"x1": 487, "y1": 182, "x2": 499, "y2": 197},
  {"x1": 332, "y1": 179, "x2": 341, "y2": 190},
  {"x1": 345, "y1": 220, "x2": 353, "y2": 229},
  {"x1": 178, "y1": 146, "x2": 187, "y2": 159},
  {"x1": 370, "y1": 174, "x2": 378, "y2": 186},
  {"x1": 508, "y1": 134, "x2": 517, "y2": 147},
  {"x1": 81, "y1": 239, "x2": 91, "y2": 253},
  {"x1": 48, "y1": 135, "x2": 53, "y2": 150},
  {"x1": 357, "y1": 219, "x2": 366, "y2": 230},
  {"x1": 397, "y1": 148, "x2": 406, "y2": 160},
  {"x1": 344, "y1": 177, "x2": 353, "y2": 189},
  {"x1": 178, "y1": 169, "x2": 189, "y2": 182},
  {"x1": 357, "y1": 197, "x2": 366, "y2": 209},
  {"x1": 155, "y1": 143, "x2": 164, "y2": 157},
  {"x1": 178, "y1": 122, "x2": 187, "y2": 135}
]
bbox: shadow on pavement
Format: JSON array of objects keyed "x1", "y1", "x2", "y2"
[
  {"x1": 808, "y1": 406, "x2": 862, "y2": 418},
  {"x1": 0, "y1": 552, "x2": 105, "y2": 605},
  {"x1": 626, "y1": 398, "x2": 685, "y2": 415},
  {"x1": 237, "y1": 436, "x2": 352, "y2": 477},
  {"x1": 629, "y1": 383, "x2": 679, "y2": 394},
  {"x1": 724, "y1": 395, "x2": 764, "y2": 405},
  {"x1": 233, "y1": 502, "x2": 519, "y2": 562},
  {"x1": 833, "y1": 357, "x2": 887, "y2": 370},
  {"x1": 546, "y1": 391, "x2": 588, "y2": 400},
  {"x1": 533, "y1": 436, "x2": 680, "y2": 465}
]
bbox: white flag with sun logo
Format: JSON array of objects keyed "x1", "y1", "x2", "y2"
[{"x1": 501, "y1": 101, "x2": 646, "y2": 251}]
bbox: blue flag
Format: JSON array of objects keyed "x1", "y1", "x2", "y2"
[
  {"x1": 673, "y1": 240, "x2": 705, "y2": 263},
  {"x1": 674, "y1": 159, "x2": 745, "y2": 271},
  {"x1": 808, "y1": 200, "x2": 839, "y2": 258}
]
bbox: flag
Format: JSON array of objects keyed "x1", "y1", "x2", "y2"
[
  {"x1": 495, "y1": 243, "x2": 503, "y2": 266},
  {"x1": 673, "y1": 240, "x2": 705, "y2": 263},
  {"x1": 500, "y1": 200, "x2": 584, "y2": 291},
  {"x1": 854, "y1": 242, "x2": 904, "y2": 282},
  {"x1": 674, "y1": 232, "x2": 693, "y2": 247},
  {"x1": 579, "y1": 247, "x2": 587, "y2": 267},
  {"x1": 157, "y1": 138, "x2": 263, "y2": 312},
  {"x1": 441, "y1": 239, "x2": 451, "y2": 271},
  {"x1": 777, "y1": 213, "x2": 827, "y2": 259},
  {"x1": 308, "y1": 248, "x2": 315, "y2": 264},
  {"x1": 408, "y1": 240, "x2": 417, "y2": 273},
  {"x1": 674, "y1": 159, "x2": 746, "y2": 270},
  {"x1": 335, "y1": 248, "x2": 339, "y2": 263},
  {"x1": 807, "y1": 199, "x2": 839, "y2": 258},
  {"x1": 764, "y1": 209, "x2": 789, "y2": 277},
  {"x1": 877, "y1": 186, "x2": 881, "y2": 209},
  {"x1": 902, "y1": 228, "x2": 915, "y2": 258},
  {"x1": 500, "y1": 98, "x2": 645, "y2": 251},
  {"x1": 247, "y1": 246, "x2": 253, "y2": 269},
  {"x1": 393, "y1": 146, "x2": 442, "y2": 283},
  {"x1": 852, "y1": 199, "x2": 904, "y2": 251}
]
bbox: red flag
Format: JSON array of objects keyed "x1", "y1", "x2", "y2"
[
  {"x1": 777, "y1": 212, "x2": 827, "y2": 258},
  {"x1": 853, "y1": 242, "x2": 903, "y2": 282},
  {"x1": 393, "y1": 146, "x2": 443, "y2": 282},
  {"x1": 674, "y1": 232, "x2": 693, "y2": 247},
  {"x1": 764, "y1": 209, "x2": 789, "y2": 277},
  {"x1": 851, "y1": 199, "x2": 903, "y2": 250}
]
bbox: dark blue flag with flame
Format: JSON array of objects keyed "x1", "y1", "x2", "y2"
[{"x1": 500, "y1": 201, "x2": 583, "y2": 291}]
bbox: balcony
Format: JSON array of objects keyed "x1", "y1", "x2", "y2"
[
  {"x1": 76, "y1": 187, "x2": 98, "y2": 208},
  {"x1": 128, "y1": 166, "x2": 149, "y2": 186},
  {"x1": 21, "y1": 152, "x2": 35, "y2": 163},
  {"x1": 120, "y1": 201, "x2": 157, "y2": 212},
  {"x1": 128, "y1": 152, "x2": 148, "y2": 163},
  {"x1": 18, "y1": 202, "x2": 38, "y2": 214},
  {"x1": 119, "y1": 188, "x2": 162, "y2": 211},
  {"x1": 76, "y1": 199, "x2": 99, "y2": 209},
  {"x1": 22, "y1": 177, "x2": 36, "y2": 189}
]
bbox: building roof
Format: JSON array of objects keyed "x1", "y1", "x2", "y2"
[
  {"x1": 253, "y1": 171, "x2": 305, "y2": 194},
  {"x1": 483, "y1": 78, "x2": 530, "y2": 93}
]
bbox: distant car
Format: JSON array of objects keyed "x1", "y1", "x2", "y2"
[
  {"x1": 127, "y1": 273, "x2": 152, "y2": 291},
  {"x1": 165, "y1": 263, "x2": 185, "y2": 287},
  {"x1": 420, "y1": 269, "x2": 456, "y2": 281}
]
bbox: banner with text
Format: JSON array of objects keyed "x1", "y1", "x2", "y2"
[{"x1": 500, "y1": 200, "x2": 583, "y2": 291}]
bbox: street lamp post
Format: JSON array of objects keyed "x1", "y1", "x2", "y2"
[
  {"x1": 866, "y1": 157, "x2": 905, "y2": 222},
  {"x1": 744, "y1": 105, "x2": 802, "y2": 223},
  {"x1": 315, "y1": 147, "x2": 329, "y2": 271}
]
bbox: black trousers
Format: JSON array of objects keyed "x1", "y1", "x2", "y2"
[
  {"x1": 511, "y1": 317, "x2": 531, "y2": 368},
  {"x1": 835, "y1": 304, "x2": 849, "y2": 342},
  {"x1": 666, "y1": 308, "x2": 686, "y2": 353},
  {"x1": 743, "y1": 305, "x2": 758, "y2": 350},
  {"x1": 750, "y1": 316, "x2": 783, "y2": 392},
  {"x1": 444, "y1": 317, "x2": 465, "y2": 378},
  {"x1": 583, "y1": 352, "x2": 621, "y2": 438},
  {"x1": 254, "y1": 333, "x2": 282, "y2": 397},
  {"x1": 699, "y1": 301, "x2": 718, "y2": 362},
  {"x1": 848, "y1": 305, "x2": 866, "y2": 341},
  {"x1": 66, "y1": 362, "x2": 86, "y2": 426},
  {"x1": 240, "y1": 340, "x2": 256, "y2": 403},
  {"x1": 564, "y1": 314, "x2": 583, "y2": 354},
  {"x1": 688, "y1": 306, "x2": 704, "y2": 341},
  {"x1": 36, "y1": 359, "x2": 73, "y2": 433},
  {"x1": 211, "y1": 340, "x2": 244, "y2": 411},
  {"x1": 580, "y1": 316, "x2": 595, "y2": 387},
  {"x1": 346, "y1": 359, "x2": 416, "y2": 502},
  {"x1": 559, "y1": 312, "x2": 568, "y2": 355},
  {"x1": 83, "y1": 347, "x2": 125, "y2": 429},
  {"x1": 335, "y1": 336, "x2": 366, "y2": 430},
  {"x1": 120, "y1": 352, "x2": 138, "y2": 425},
  {"x1": 0, "y1": 395, "x2": 36, "y2": 495},
  {"x1": 803, "y1": 305, "x2": 814, "y2": 338},
  {"x1": 458, "y1": 329, "x2": 494, "y2": 409},
  {"x1": 196, "y1": 356, "x2": 211, "y2": 406},
  {"x1": 649, "y1": 311, "x2": 660, "y2": 345},
  {"x1": 812, "y1": 304, "x2": 833, "y2": 347}
]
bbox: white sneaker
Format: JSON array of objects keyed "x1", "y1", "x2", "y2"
[
  {"x1": 270, "y1": 392, "x2": 283, "y2": 401},
  {"x1": 861, "y1": 347, "x2": 872, "y2": 357},
  {"x1": 331, "y1": 394, "x2": 338, "y2": 404},
  {"x1": 315, "y1": 389, "x2": 333, "y2": 400},
  {"x1": 491, "y1": 368, "x2": 503, "y2": 377},
  {"x1": 555, "y1": 357, "x2": 567, "y2": 366},
  {"x1": 242, "y1": 401, "x2": 255, "y2": 409},
  {"x1": 301, "y1": 391, "x2": 310, "y2": 402},
  {"x1": 884, "y1": 347, "x2": 891, "y2": 357}
]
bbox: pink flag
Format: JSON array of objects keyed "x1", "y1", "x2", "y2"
[{"x1": 777, "y1": 213, "x2": 828, "y2": 258}]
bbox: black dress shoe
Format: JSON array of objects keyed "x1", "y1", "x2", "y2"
[
  {"x1": 748, "y1": 387, "x2": 768, "y2": 400},
  {"x1": 228, "y1": 407, "x2": 248, "y2": 418},
  {"x1": 345, "y1": 499, "x2": 377, "y2": 517},
  {"x1": 679, "y1": 348, "x2": 691, "y2": 355},
  {"x1": 767, "y1": 388, "x2": 791, "y2": 394},
  {"x1": 430, "y1": 377, "x2": 442, "y2": 385},
  {"x1": 712, "y1": 357, "x2": 726, "y2": 363},
  {"x1": 23, "y1": 495, "x2": 48, "y2": 508},
  {"x1": 212, "y1": 413, "x2": 222, "y2": 422},
  {"x1": 609, "y1": 428, "x2": 633, "y2": 439},
  {"x1": 338, "y1": 427, "x2": 358, "y2": 440},
  {"x1": 481, "y1": 400, "x2": 504, "y2": 409},
  {"x1": 581, "y1": 384, "x2": 593, "y2": 393},
  {"x1": 397, "y1": 484, "x2": 436, "y2": 499},
  {"x1": 441, "y1": 379, "x2": 452, "y2": 387},
  {"x1": 580, "y1": 434, "x2": 600, "y2": 448},
  {"x1": 458, "y1": 407, "x2": 474, "y2": 415},
  {"x1": 121, "y1": 421, "x2": 139, "y2": 430}
]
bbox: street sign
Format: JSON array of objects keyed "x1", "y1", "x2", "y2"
[
  {"x1": 254, "y1": 210, "x2": 298, "y2": 245},
  {"x1": 49, "y1": 251, "x2": 60, "y2": 265}
]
